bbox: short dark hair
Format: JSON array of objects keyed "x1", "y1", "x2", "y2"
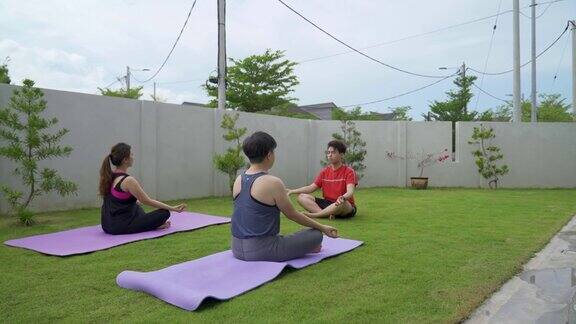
[
  {"x1": 327, "y1": 140, "x2": 346, "y2": 154},
  {"x1": 243, "y1": 131, "x2": 277, "y2": 163}
]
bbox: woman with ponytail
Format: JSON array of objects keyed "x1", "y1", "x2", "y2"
[{"x1": 99, "y1": 143, "x2": 186, "y2": 234}]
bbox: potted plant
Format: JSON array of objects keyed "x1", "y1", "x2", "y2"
[{"x1": 386, "y1": 149, "x2": 450, "y2": 189}]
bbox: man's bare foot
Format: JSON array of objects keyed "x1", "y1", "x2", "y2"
[
  {"x1": 311, "y1": 244, "x2": 322, "y2": 253},
  {"x1": 157, "y1": 220, "x2": 171, "y2": 230}
]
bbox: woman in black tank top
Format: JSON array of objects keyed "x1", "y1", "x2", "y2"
[{"x1": 99, "y1": 143, "x2": 187, "y2": 234}]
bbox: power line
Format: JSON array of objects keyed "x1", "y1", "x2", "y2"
[
  {"x1": 137, "y1": 0, "x2": 199, "y2": 83},
  {"x1": 520, "y1": 0, "x2": 565, "y2": 18},
  {"x1": 297, "y1": 0, "x2": 565, "y2": 65},
  {"x1": 130, "y1": 73, "x2": 147, "y2": 83},
  {"x1": 157, "y1": 77, "x2": 206, "y2": 85},
  {"x1": 297, "y1": 9, "x2": 516, "y2": 64},
  {"x1": 102, "y1": 0, "x2": 565, "y2": 94},
  {"x1": 340, "y1": 72, "x2": 459, "y2": 108},
  {"x1": 551, "y1": 33, "x2": 571, "y2": 87},
  {"x1": 276, "y1": 0, "x2": 449, "y2": 79},
  {"x1": 534, "y1": 2, "x2": 554, "y2": 18},
  {"x1": 468, "y1": 22, "x2": 570, "y2": 75},
  {"x1": 101, "y1": 77, "x2": 122, "y2": 89},
  {"x1": 519, "y1": 10, "x2": 532, "y2": 18},
  {"x1": 532, "y1": 0, "x2": 566, "y2": 5},
  {"x1": 471, "y1": 83, "x2": 508, "y2": 102},
  {"x1": 474, "y1": 0, "x2": 504, "y2": 110}
]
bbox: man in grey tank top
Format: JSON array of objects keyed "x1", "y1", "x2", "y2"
[{"x1": 231, "y1": 131, "x2": 338, "y2": 262}]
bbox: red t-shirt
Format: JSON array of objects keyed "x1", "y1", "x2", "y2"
[{"x1": 314, "y1": 165, "x2": 358, "y2": 206}]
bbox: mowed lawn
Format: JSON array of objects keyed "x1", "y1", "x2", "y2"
[{"x1": 1, "y1": 188, "x2": 575, "y2": 323}]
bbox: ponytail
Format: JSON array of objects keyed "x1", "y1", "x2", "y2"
[
  {"x1": 99, "y1": 143, "x2": 131, "y2": 197},
  {"x1": 99, "y1": 155, "x2": 113, "y2": 196}
]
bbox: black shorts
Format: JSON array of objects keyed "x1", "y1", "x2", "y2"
[{"x1": 314, "y1": 198, "x2": 357, "y2": 219}]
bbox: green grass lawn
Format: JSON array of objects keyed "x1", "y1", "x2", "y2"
[{"x1": 1, "y1": 188, "x2": 575, "y2": 323}]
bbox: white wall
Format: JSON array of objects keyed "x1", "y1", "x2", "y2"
[{"x1": 0, "y1": 84, "x2": 575, "y2": 213}]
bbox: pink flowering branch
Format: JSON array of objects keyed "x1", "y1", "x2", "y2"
[{"x1": 386, "y1": 149, "x2": 450, "y2": 177}]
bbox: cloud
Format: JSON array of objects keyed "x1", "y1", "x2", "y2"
[
  {"x1": 0, "y1": 39, "x2": 106, "y2": 93},
  {"x1": 0, "y1": 0, "x2": 573, "y2": 119}
]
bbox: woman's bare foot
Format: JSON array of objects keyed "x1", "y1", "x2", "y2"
[
  {"x1": 311, "y1": 244, "x2": 322, "y2": 253},
  {"x1": 157, "y1": 220, "x2": 171, "y2": 230}
]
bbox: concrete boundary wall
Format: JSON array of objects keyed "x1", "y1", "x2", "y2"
[{"x1": 1, "y1": 84, "x2": 574, "y2": 213}]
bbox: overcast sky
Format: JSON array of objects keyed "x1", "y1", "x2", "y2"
[{"x1": 0, "y1": 0, "x2": 573, "y2": 119}]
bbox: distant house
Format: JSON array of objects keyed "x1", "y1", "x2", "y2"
[
  {"x1": 369, "y1": 112, "x2": 395, "y2": 120},
  {"x1": 290, "y1": 102, "x2": 396, "y2": 120},
  {"x1": 289, "y1": 102, "x2": 337, "y2": 120},
  {"x1": 181, "y1": 101, "x2": 208, "y2": 108},
  {"x1": 181, "y1": 100, "x2": 396, "y2": 120}
]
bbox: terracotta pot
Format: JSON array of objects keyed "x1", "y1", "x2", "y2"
[{"x1": 410, "y1": 177, "x2": 429, "y2": 189}]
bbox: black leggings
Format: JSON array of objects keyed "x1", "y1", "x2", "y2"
[{"x1": 119, "y1": 209, "x2": 171, "y2": 235}]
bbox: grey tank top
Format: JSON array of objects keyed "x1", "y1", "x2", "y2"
[{"x1": 231, "y1": 172, "x2": 280, "y2": 239}]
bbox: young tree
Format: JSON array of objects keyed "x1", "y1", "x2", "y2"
[
  {"x1": 0, "y1": 79, "x2": 77, "y2": 225},
  {"x1": 525, "y1": 94, "x2": 574, "y2": 122},
  {"x1": 98, "y1": 86, "x2": 144, "y2": 99},
  {"x1": 332, "y1": 106, "x2": 380, "y2": 121},
  {"x1": 0, "y1": 58, "x2": 11, "y2": 84},
  {"x1": 323, "y1": 119, "x2": 367, "y2": 179},
  {"x1": 426, "y1": 74, "x2": 479, "y2": 122},
  {"x1": 468, "y1": 124, "x2": 509, "y2": 189},
  {"x1": 480, "y1": 94, "x2": 574, "y2": 122},
  {"x1": 389, "y1": 106, "x2": 412, "y2": 121},
  {"x1": 424, "y1": 73, "x2": 478, "y2": 153},
  {"x1": 477, "y1": 104, "x2": 513, "y2": 122},
  {"x1": 204, "y1": 49, "x2": 299, "y2": 112},
  {"x1": 214, "y1": 113, "x2": 248, "y2": 193}
]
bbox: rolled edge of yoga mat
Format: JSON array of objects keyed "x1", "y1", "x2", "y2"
[
  {"x1": 117, "y1": 270, "x2": 206, "y2": 311},
  {"x1": 116, "y1": 237, "x2": 364, "y2": 311}
]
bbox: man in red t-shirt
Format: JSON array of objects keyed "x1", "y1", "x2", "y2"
[{"x1": 287, "y1": 140, "x2": 358, "y2": 219}]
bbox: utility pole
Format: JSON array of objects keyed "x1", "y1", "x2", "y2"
[
  {"x1": 512, "y1": 0, "x2": 521, "y2": 123},
  {"x1": 153, "y1": 82, "x2": 157, "y2": 101},
  {"x1": 126, "y1": 66, "x2": 131, "y2": 91},
  {"x1": 571, "y1": 20, "x2": 576, "y2": 115},
  {"x1": 461, "y1": 62, "x2": 467, "y2": 114},
  {"x1": 530, "y1": 0, "x2": 537, "y2": 122},
  {"x1": 217, "y1": 0, "x2": 227, "y2": 110}
]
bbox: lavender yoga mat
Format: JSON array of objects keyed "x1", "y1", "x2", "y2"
[
  {"x1": 117, "y1": 236, "x2": 363, "y2": 311},
  {"x1": 4, "y1": 212, "x2": 230, "y2": 256}
]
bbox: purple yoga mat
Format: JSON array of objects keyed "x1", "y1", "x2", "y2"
[
  {"x1": 117, "y1": 236, "x2": 363, "y2": 311},
  {"x1": 4, "y1": 212, "x2": 230, "y2": 256}
]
